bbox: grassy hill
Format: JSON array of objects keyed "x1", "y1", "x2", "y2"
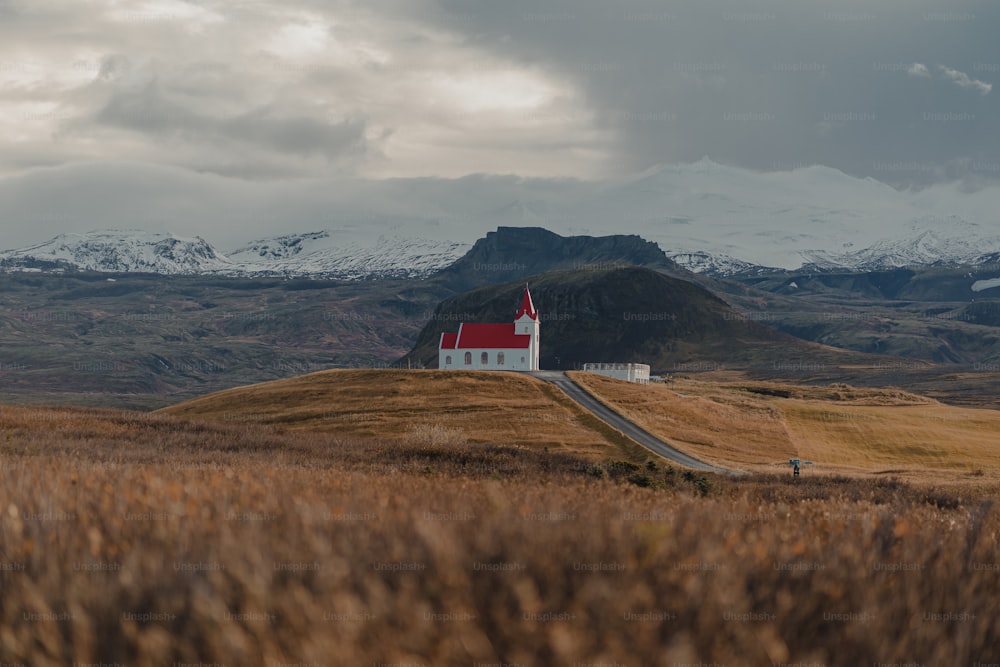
[
  {"x1": 159, "y1": 367, "x2": 1000, "y2": 483},
  {"x1": 158, "y1": 369, "x2": 647, "y2": 462},
  {"x1": 570, "y1": 372, "x2": 1000, "y2": 482}
]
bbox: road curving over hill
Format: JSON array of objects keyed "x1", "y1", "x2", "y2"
[{"x1": 532, "y1": 371, "x2": 726, "y2": 473}]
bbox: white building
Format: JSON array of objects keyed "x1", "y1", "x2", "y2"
[
  {"x1": 582, "y1": 362, "x2": 650, "y2": 384},
  {"x1": 439, "y1": 286, "x2": 540, "y2": 371}
]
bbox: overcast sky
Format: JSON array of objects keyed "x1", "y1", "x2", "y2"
[{"x1": 1, "y1": 0, "x2": 998, "y2": 247}]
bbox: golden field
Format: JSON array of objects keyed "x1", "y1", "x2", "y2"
[
  {"x1": 163, "y1": 368, "x2": 1000, "y2": 484},
  {"x1": 159, "y1": 369, "x2": 648, "y2": 462},
  {"x1": 1, "y1": 370, "x2": 999, "y2": 665},
  {"x1": 569, "y1": 372, "x2": 1000, "y2": 483}
]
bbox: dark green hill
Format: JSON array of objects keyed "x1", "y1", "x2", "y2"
[{"x1": 401, "y1": 266, "x2": 872, "y2": 373}]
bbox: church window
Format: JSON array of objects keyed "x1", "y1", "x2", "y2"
[
  {"x1": 445, "y1": 355, "x2": 452, "y2": 365},
  {"x1": 497, "y1": 352, "x2": 504, "y2": 365},
  {"x1": 481, "y1": 352, "x2": 489, "y2": 365},
  {"x1": 521, "y1": 357, "x2": 525, "y2": 364},
  {"x1": 464, "y1": 352, "x2": 472, "y2": 365}
]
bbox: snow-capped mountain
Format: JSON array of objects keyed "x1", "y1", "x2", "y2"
[
  {"x1": 570, "y1": 159, "x2": 1000, "y2": 275},
  {"x1": 228, "y1": 231, "x2": 332, "y2": 262},
  {"x1": 0, "y1": 231, "x2": 234, "y2": 274},
  {"x1": 799, "y1": 226, "x2": 1000, "y2": 273},
  {"x1": 226, "y1": 230, "x2": 469, "y2": 279},
  {"x1": 664, "y1": 251, "x2": 779, "y2": 276},
  {"x1": 0, "y1": 229, "x2": 469, "y2": 279},
  {"x1": 6, "y1": 158, "x2": 1000, "y2": 277}
]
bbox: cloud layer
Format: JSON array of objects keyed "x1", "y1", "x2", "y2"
[{"x1": 1, "y1": 0, "x2": 999, "y2": 245}]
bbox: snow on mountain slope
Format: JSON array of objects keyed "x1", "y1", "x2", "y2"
[
  {"x1": 665, "y1": 251, "x2": 776, "y2": 276},
  {"x1": 227, "y1": 230, "x2": 470, "y2": 279},
  {"x1": 0, "y1": 231, "x2": 235, "y2": 274},
  {"x1": 227, "y1": 231, "x2": 332, "y2": 262},
  {"x1": 563, "y1": 158, "x2": 1000, "y2": 274},
  {"x1": 800, "y1": 226, "x2": 1000, "y2": 272},
  {"x1": 0, "y1": 229, "x2": 470, "y2": 278},
  {"x1": 972, "y1": 277, "x2": 1000, "y2": 292}
]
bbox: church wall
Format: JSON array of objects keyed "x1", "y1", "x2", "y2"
[{"x1": 438, "y1": 347, "x2": 534, "y2": 371}]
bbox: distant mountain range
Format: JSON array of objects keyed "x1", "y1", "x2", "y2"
[
  {"x1": 5, "y1": 222, "x2": 1000, "y2": 281},
  {"x1": 5, "y1": 159, "x2": 1000, "y2": 277},
  {"x1": 0, "y1": 229, "x2": 469, "y2": 280}
]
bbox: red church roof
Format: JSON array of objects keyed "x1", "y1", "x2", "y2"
[
  {"x1": 515, "y1": 286, "x2": 538, "y2": 320},
  {"x1": 440, "y1": 332, "x2": 458, "y2": 350},
  {"x1": 439, "y1": 286, "x2": 538, "y2": 352},
  {"x1": 455, "y1": 323, "x2": 531, "y2": 349}
]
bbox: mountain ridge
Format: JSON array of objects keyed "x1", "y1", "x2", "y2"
[
  {"x1": 0, "y1": 229, "x2": 470, "y2": 280},
  {"x1": 9, "y1": 220, "x2": 1000, "y2": 280}
]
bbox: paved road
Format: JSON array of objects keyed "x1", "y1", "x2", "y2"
[{"x1": 533, "y1": 371, "x2": 725, "y2": 473}]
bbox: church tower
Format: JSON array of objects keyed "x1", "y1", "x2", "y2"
[{"x1": 514, "y1": 285, "x2": 540, "y2": 371}]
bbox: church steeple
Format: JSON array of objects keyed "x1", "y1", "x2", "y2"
[
  {"x1": 515, "y1": 285, "x2": 538, "y2": 321},
  {"x1": 514, "y1": 285, "x2": 540, "y2": 371}
]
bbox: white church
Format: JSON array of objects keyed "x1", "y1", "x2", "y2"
[{"x1": 438, "y1": 286, "x2": 540, "y2": 371}]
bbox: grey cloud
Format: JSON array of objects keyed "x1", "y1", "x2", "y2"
[
  {"x1": 92, "y1": 78, "x2": 370, "y2": 163},
  {"x1": 2, "y1": 0, "x2": 1000, "y2": 258},
  {"x1": 908, "y1": 62, "x2": 993, "y2": 95},
  {"x1": 0, "y1": 161, "x2": 285, "y2": 248},
  {"x1": 431, "y1": 0, "x2": 1000, "y2": 186},
  {"x1": 98, "y1": 54, "x2": 131, "y2": 82},
  {"x1": 1, "y1": 0, "x2": 604, "y2": 181},
  {"x1": 938, "y1": 65, "x2": 992, "y2": 95},
  {"x1": 0, "y1": 159, "x2": 589, "y2": 249},
  {"x1": 226, "y1": 109, "x2": 368, "y2": 159}
]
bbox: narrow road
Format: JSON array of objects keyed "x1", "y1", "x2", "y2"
[{"x1": 532, "y1": 371, "x2": 725, "y2": 473}]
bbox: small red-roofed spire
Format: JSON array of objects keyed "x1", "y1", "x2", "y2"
[{"x1": 515, "y1": 284, "x2": 538, "y2": 321}]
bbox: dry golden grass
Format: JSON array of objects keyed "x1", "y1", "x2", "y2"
[
  {"x1": 569, "y1": 372, "x2": 1000, "y2": 484},
  {"x1": 159, "y1": 368, "x2": 1000, "y2": 484},
  {"x1": 158, "y1": 369, "x2": 645, "y2": 462},
  {"x1": 0, "y1": 448, "x2": 1000, "y2": 666},
  {"x1": 1, "y1": 403, "x2": 1000, "y2": 665},
  {"x1": 0, "y1": 404, "x2": 597, "y2": 478}
]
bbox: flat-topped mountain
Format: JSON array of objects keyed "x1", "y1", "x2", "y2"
[{"x1": 432, "y1": 226, "x2": 683, "y2": 289}]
